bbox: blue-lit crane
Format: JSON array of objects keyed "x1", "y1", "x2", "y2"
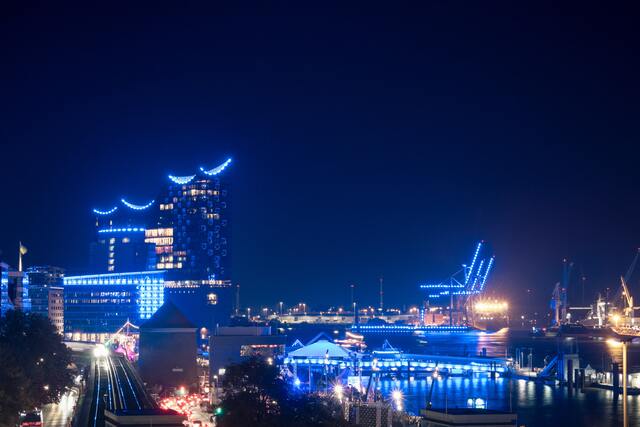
[{"x1": 419, "y1": 242, "x2": 496, "y2": 324}]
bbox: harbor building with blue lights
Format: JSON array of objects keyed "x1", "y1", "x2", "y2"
[
  {"x1": 63, "y1": 270, "x2": 165, "y2": 341},
  {"x1": 63, "y1": 158, "x2": 234, "y2": 339}
]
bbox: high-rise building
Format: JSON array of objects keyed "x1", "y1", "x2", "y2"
[
  {"x1": 48, "y1": 286, "x2": 64, "y2": 335},
  {"x1": 90, "y1": 208, "x2": 156, "y2": 273},
  {"x1": 8, "y1": 270, "x2": 30, "y2": 312},
  {"x1": 0, "y1": 262, "x2": 12, "y2": 316},
  {"x1": 74, "y1": 158, "x2": 233, "y2": 331},
  {"x1": 25, "y1": 266, "x2": 65, "y2": 334}
]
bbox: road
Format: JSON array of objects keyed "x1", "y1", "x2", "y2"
[{"x1": 42, "y1": 391, "x2": 77, "y2": 427}]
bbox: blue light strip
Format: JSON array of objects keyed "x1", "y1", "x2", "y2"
[
  {"x1": 97, "y1": 227, "x2": 146, "y2": 233},
  {"x1": 168, "y1": 174, "x2": 196, "y2": 184},
  {"x1": 93, "y1": 207, "x2": 118, "y2": 215},
  {"x1": 64, "y1": 270, "x2": 165, "y2": 286},
  {"x1": 480, "y1": 256, "x2": 495, "y2": 290},
  {"x1": 471, "y1": 259, "x2": 485, "y2": 292},
  {"x1": 465, "y1": 242, "x2": 482, "y2": 285},
  {"x1": 63, "y1": 271, "x2": 165, "y2": 321},
  {"x1": 200, "y1": 158, "x2": 232, "y2": 176},
  {"x1": 121, "y1": 198, "x2": 155, "y2": 210}
]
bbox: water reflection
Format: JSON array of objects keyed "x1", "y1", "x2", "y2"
[{"x1": 376, "y1": 376, "x2": 639, "y2": 426}]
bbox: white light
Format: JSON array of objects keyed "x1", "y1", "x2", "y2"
[{"x1": 93, "y1": 344, "x2": 108, "y2": 358}]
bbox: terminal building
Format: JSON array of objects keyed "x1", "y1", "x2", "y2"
[{"x1": 63, "y1": 158, "x2": 234, "y2": 340}]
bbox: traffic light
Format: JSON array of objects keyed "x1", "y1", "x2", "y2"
[{"x1": 214, "y1": 406, "x2": 224, "y2": 417}]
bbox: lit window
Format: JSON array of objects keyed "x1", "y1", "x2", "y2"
[
  {"x1": 122, "y1": 237, "x2": 130, "y2": 243},
  {"x1": 207, "y1": 293, "x2": 218, "y2": 305}
]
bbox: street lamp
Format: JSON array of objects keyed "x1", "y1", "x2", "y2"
[{"x1": 279, "y1": 301, "x2": 283, "y2": 316}]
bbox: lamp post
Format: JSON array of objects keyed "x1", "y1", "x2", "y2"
[
  {"x1": 623, "y1": 340, "x2": 628, "y2": 427},
  {"x1": 279, "y1": 301, "x2": 283, "y2": 316}
]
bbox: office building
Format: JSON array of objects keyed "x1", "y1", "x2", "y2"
[
  {"x1": 0, "y1": 262, "x2": 12, "y2": 316},
  {"x1": 49, "y1": 286, "x2": 64, "y2": 334},
  {"x1": 8, "y1": 270, "x2": 30, "y2": 312},
  {"x1": 63, "y1": 270, "x2": 165, "y2": 341},
  {"x1": 25, "y1": 266, "x2": 65, "y2": 333}
]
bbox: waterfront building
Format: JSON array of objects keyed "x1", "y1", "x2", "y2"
[
  {"x1": 63, "y1": 270, "x2": 165, "y2": 342},
  {"x1": 87, "y1": 158, "x2": 234, "y2": 329},
  {"x1": 90, "y1": 207, "x2": 155, "y2": 273},
  {"x1": 139, "y1": 301, "x2": 198, "y2": 392},
  {"x1": 209, "y1": 326, "x2": 286, "y2": 375}
]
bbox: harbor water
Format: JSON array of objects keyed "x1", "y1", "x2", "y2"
[{"x1": 286, "y1": 326, "x2": 640, "y2": 426}]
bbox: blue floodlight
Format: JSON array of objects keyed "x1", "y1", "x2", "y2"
[
  {"x1": 465, "y1": 242, "x2": 483, "y2": 285},
  {"x1": 121, "y1": 199, "x2": 155, "y2": 210},
  {"x1": 480, "y1": 256, "x2": 495, "y2": 289},
  {"x1": 93, "y1": 206, "x2": 118, "y2": 215},
  {"x1": 168, "y1": 174, "x2": 196, "y2": 184},
  {"x1": 200, "y1": 158, "x2": 232, "y2": 176}
]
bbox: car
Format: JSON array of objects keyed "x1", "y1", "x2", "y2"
[{"x1": 18, "y1": 410, "x2": 43, "y2": 427}]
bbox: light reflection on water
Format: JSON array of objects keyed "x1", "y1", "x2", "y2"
[
  {"x1": 377, "y1": 377, "x2": 640, "y2": 426},
  {"x1": 363, "y1": 330, "x2": 640, "y2": 426},
  {"x1": 287, "y1": 326, "x2": 640, "y2": 426}
]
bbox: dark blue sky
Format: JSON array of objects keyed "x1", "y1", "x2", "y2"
[{"x1": 1, "y1": 3, "x2": 639, "y2": 311}]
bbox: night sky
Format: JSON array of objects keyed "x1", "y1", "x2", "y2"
[{"x1": 2, "y1": 3, "x2": 639, "y2": 313}]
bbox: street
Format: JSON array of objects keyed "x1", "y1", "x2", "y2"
[{"x1": 42, "y1": 391, "x2": 77, "y2": 427}]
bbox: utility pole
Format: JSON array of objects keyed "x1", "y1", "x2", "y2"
[
  {"x1": 379, "y1": 277, "x2": 384, "y2": 312},
  {"x1": 623, "y1": 340, "x2": 628, "y2": 427},
  {"x1": 350, "y1": 284, "x2": 355, "y2": 308},
  {"x1": 235, "y1": 283, "x2": 240, "y2": 316}
]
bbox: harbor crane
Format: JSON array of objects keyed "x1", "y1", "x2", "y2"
[
  {"x1": 419, "y1": 241, "x2": 495, "y2": 325},
  {"x1": 619, "y1": 277, "x2": 634, "y2": 320},
  {"x1": 550, "y1": 259, "x2": 573, "y2": 325}
]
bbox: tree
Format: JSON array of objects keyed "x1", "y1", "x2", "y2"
[
  {"x1": 0, "y1": 310, "x2": 73, "y2": 425},
  {"x1": 217, "y1": 357, "x2": 348, "y2": 427}
]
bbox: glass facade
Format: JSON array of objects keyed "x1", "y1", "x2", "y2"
[
  {"x1": 63, "y1": 270, "x2": 165, "y2": 338},
  {"x1": 0, "y1": 262, "x2": 12, "y2": 316},
  {"x1": 84, "y1": 158, "x2": 234, "y2": 330},
  {"x1": 25, "y1": 265, "x2": 64, "y2": 318}
]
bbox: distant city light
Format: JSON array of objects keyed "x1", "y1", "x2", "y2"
[{"x1": 474, "y1": 300, "x2": 509, "y2": 314}]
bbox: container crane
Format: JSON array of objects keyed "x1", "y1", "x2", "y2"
[{"x1": 619, "y1": 277, "x2": 634, "y2": 322}]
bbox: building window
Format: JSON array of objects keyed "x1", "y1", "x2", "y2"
[{"x1": 207, "y1": 293, "x2": 218, "y2": 305}]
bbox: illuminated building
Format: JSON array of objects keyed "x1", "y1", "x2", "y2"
[
  {"x1": 90, "y1": 205, "x2": 156, "y2": 273},
  {"x1": 63, "y1": 270, "x2": 165, "y2": 341},
  {"x1": 25, "y1": 266, "x2": 65, "y2": 332},
  {"x1": 0, "y1": 262, "x2": 12, "y2": 316},
  {"x1": 48, "y1": 286, "x2": 64, "y2": 334},
  {"x1": 8, "y1": 270, "x2": 30, "y2": 312},
  {"x1": 87, "y1": 158, "x2": 234, "y2": 329}
]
